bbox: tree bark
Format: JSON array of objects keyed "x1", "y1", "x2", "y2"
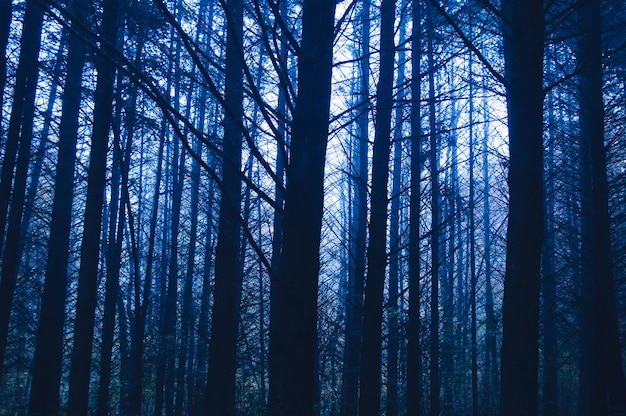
[
  {"x1": 577, "y1": 0, "x2": 626, "y2": 413},
  {"x1": 0, "y1": 0, "x2": 44, "y2": 386},
  {"x1": 541, "y1": 87, "x2": 558, "y2": 416},
  {"x1": 204, "y1": 0, "x2": 244, "y2": 412},
  {"x1": 358, "y1": 0, "x2": 396, "y2": 411},
  {"x1": 266, "y1": 0, "x2": 336, "y2": 411},
  {"x1": 498, "y1": 0, "x2": 545, "y2": 414},
  {"x1": 426, "y1": 6, "x2": 440, "y2": 415},
  {"x1": 28, "y1": 0, "x2": 88, "y2": 411},
  {"x1": 67, "y1": 0, "x2": 120, "y2": 412},
  {"x1": 339, "y1": 2, "x2": 369, "y2": 415},
  {"x1": 407, "y1": 1, "x2": 423, "y2": 414}
]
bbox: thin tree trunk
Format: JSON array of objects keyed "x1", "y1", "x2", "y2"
[
  {"x1": 358, "y1": 0, "x2": 395, "y2": 412},
  {"x1": 468, "y1": 50, "x2": 479, "y2": 416},
  {"x1": 27, "y1": 0, "x2": 88, "y2": 410},
  {"x1": 481, "y1": 89, "x2": 498, "y2": 416},
  {"x1": 96, "y1": 116, "x2": 124, "y2": 416},
  {"x1": 407, "y1": 1, "x2": 423, "y2": 414},
  {"x1": 386, "y1": 14, "x2": 407, "y2": 413},
  {"x1": 0, "y1": 0, "x2": 44, "y2": 385},
  {"x1": 339, "y1": 2, "x2": 369, "y2": 415},
  {"x1": 498, "y1": 0, "x2": 544, "y2": 414},
  {"x1": 67, "y1": 0, "x2": 120, "y2": 412},
  {"x1": 541, "y1": 87, "x2": 558, "y2": 416},
  {"x1": 426, "y1": 6, "x2": 440, "y2": 414}
]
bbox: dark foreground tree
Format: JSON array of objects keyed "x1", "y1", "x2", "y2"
[
  {"x1": 67, "y1": 0, "x2": 121, "y2": 412},
  {"x1": 0, "y1": 0, "x2": 45, "y2": 386},
  {"x1": 576, "y1": 0, "x2": 626, "y2": 414},
  {"x1": 204, "y1": 0, "x2": 244, "y2": 411},
  {"x1": 358, "y1": 0, "x2": 396, "y2": 412},
  {"x1": 28, "y1": 0, "x2": 88, "y2": 412},
  {"x1": 266, "y1": 0, "x2": 336, "y2": 412},
  {"x1": 498, "y1": 0, "x2": 545, "y2": 415}
]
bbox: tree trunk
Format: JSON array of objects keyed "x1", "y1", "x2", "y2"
[
  {"x1": 481, "y1": 90, "x2": 498, "y2": 416},
  {"x1": 358, "y1": 0, "x2": 395, "y2": 411},
  {"x1": 27, "y1": 0, "x2": 88, "y2": 411},
  {"x1": 407, "y1": 1, "x2": 422, "y2": 414},
  {"x1": 468, "y1": 51, "x2": 479, "y2": 416},
  {"x1": 204, "y1": 0, "x2": 244, "y2": 412},
  {"x1": 265, "y1": 0, "x2": 336, "y2": 411},
  {"x1": 498, "y1": 0, "x2": 544, "y2": 414},
  {"x1": 67, "y1": 0, "x2": 120, "y2": 412},
  {"x1": 96, "y1": 117, "x2": 125, "y2": 416},
  {"x1": 577, "y1": 1, "x2": 626, "y2": 413},
  {"x1": 541, "y1": 87, "x2": 558, "y2": 416},
  {"x1": 427, "y1": 6, "x2": 441, "y2": 415},
  {"x1": 386, "y1": 12, "x2": 407, "y2": 414},
  {"x1": 339, "y1": 2, "x2": 369, "y2": 415},
  {"x1": 0, "y1": 0, "x2": 44, "y2": 386}
]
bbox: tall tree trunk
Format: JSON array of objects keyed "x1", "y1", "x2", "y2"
[
  {"x1": 339, "y1": 2, "x2": 369, "y2": 415},
  {"x1": 468, "y1": 50, "x2": 479, "y2": 416},
  {"x1": 27, "y1": 0, "x2": 88, "y2": 411},
  {"x1": 577, "y1": 0, "x2": 626, "y2": 413},
  {"x1": 96, "y1": 117, "x2": 125, "y2": 416},
  {"x1": 195, "y1": 177, "x2": 215, "y2": 416},
  {"x1": 358, "y1": 0, "x2": 395, "y2": 413},
  {"x1": 67, "y1": 0, "x2": 120, "y2": 412},
  {"x1": 498, "y1": 0, "x2": 544, "y2": 414},
  {"x1": 407, "y1": 1, "x2": 423, "y2": 414},
  {"x1": 0, "y1": 0, "x2": 44, "y2": 385},
  {"x1": 265, "y1": 0, "x2": 336, "y2": 410},
  {"x1": 541, "y1": 87, "x2": 558, "y2": 416},
  {"x1": 481, "y1": 89, "x2": 498, "y2": 416},
  {"x1": 204, "y1": 0, "x2": 244, "y2": 412},
  {"x1": 426, "y1": 6, "x2": 440, "y2": 415},
  {"x1": 154, "y1": 141, "x2": 172, "y2": 416},
  {"x1": 386, "y1": 11, "x2": 407, "y2": 414}
]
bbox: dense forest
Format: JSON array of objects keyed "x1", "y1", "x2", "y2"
[{"x1": 1, "y1": 0, "x2": 626, "y2": 414}]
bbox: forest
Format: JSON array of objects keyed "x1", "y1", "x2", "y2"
[{"x1": 0, "y1": 0, "x2": 626, "y2": 414}]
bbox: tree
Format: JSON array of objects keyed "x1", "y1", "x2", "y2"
[
  {"x1": 498, "y1": 0, "x2": 545, "y2": 415},
  {"x1": 358, "y1": 0, "x2": 396, "y2": 411},
  {"x1": 67, "y1": 0, "x2": 121, "y2": 412},
  {"x1": 28, "y1": 0, "x2": 89, "y2": 411},
  {"x1": 339, "y1": 2, "x2": 370, "y2": 415},
  {"x1": 0, "y1": 0, "x2": 45, "y2": 386},
  {"x1": 204, "y1": 0, "x2": 244, "y2": 411},
  {"x1": 266, "y1": 0, "x2": 336, "y2": 411},
  {"x1": 576, "y1": 0, "x2": 626, "y2": 413},
  {"x1": 407, "y1": 1, "x2": 423, "y2": 414},
  {"x1": 426, "y1": 5, "x2": 441, "y2": 415}
]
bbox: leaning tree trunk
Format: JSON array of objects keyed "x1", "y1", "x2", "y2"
[
  {"x1": 28, "y1": 0, "x2": 88, "y2": 411},
  {"x1": 498, "y1": 0, "x2": 545, "y2": 415},
  {"x1": 0, "y1": 0, "x2": 44, "y2": 386}
]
